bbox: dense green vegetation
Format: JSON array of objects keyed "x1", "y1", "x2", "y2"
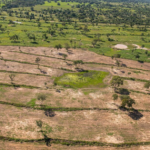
[
  {"x1": 54, "y1": 70, "x2": 109, "y2": 88},
  {"x1": 0, "y1": 0, "x2": 150, "y2": 62}
]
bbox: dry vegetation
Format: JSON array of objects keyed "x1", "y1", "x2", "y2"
[{"x1": 0, "y1": 46, "x2": 150, "y2": 149}]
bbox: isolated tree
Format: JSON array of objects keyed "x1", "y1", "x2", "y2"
[
  {"x1": 9, "y1": 74, "x2": 15, "y2": 84},
  {"x1": 55, "y1": 44, "x2": 62, "y2": 50},
  {"x1": 38, "y1": 22, "x2": 41, "y2": 28},
  {"x1": 73, "y1": 60, "x2": 84, "y2": 68},
  {"x1": 70, "y1": 39, "x2": 73, "y2": 47},
  {"x1": 35, "y1": 57, "x2": 40, "y2": 69},
  {"x1": 62, "y1": 54, "x2": 68, "y2": 60},
  {"x1": 111, "y1": 76, "x2": 123, "y2": 92},
  {"x1": 10, "y1": 34, "x2": 19, "y2": 42},
  {"x1": 144, "y1": 82, "x2": 150, "y2": 91},
  {"x1": 37, "y1": 93, "x2": 47, "y2": 106},
  {"x1": 28, "y1": 33, "x2": 36, "y2": 42},
  {"x1": 120, "y1": 95, "x2": 135, "y2": 108},
  {"x1": 91, "y1": 39, "x2": 97, "y2": 47},
  {"x1": 115, "y1": 59, "x2": 120, "y2": 67},
  {"x1": 0, "y1": 52, "x2": 3, "y2": 59},
  {"x1": 65, "y1": 43, "x2": 70, "y2": 51},
  {"x1": 36, "y1": 120, "x2": 43, "y2": 128},
  {"x1": 42, "y1": 33, "x2": 48, "y2": 41},
  {"x1": 112, "y1": 93, "x2": 118, "y2": 101}
]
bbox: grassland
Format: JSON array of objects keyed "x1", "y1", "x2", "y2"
[
  {"x1": 54, "y1": 71, "x2": 109, "y2": 88},
  {"x1": 0, "y1": 1, "x2": 150, "y2": 62}
]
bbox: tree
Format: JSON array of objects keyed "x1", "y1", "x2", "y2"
[
  {"x1": 38, "y1": 22, "x2": 41, "y2": 28},
  {"x1": 115, "y1": 59, "x2": 120, "y2": 67},
  {"x1": 110, "y1": 76, "x2": 123, "y2": 92},
  {"x1": 65, "y1": 43, "x2": 70, "y2": 51},
  {"x1": 42, "y1": 33, "x2": 48, "y2": 41},
  {"x1": 55, "y1": 44, "x2": 62, "y2": 50},
  {"x1": 62, "y1": 54, "x2": 68, "y2": 60},
  {"x1": 70, "y1": 39, "x2": 73, "y2": 47},
  {"x1": 144, "y1": 82, "x2": 150, "y2": 90},
  {"x1": 73, "y1": 60, "x2": 84, "y2": 68},
  {"x1": 28, "y1": 33, "x2": 36, "y2": 42},
  {"x1": 35, "y1": 57, "x2": 40, "y2": 69},
  {"x1": 120, "y1": 95, "x2": 135, "y2": 108},
  {"x1": 112, "y1": 94, "x2": 118, "y2": 101},
  {"x1": 9, "y1": 74, "x2": 15, "y2": 84},
  {"x1": 36, "y1": 120, "x2": 43, "y2": 128},
  {"x1": 37, "y1": 93, "x2": 47, "y2": 105},
  {"x1": 91, "y1": 39, "x2": 97, "y2": 47},
  {"x1": 10, "y1": 34, "x2": 19, "y2": 42}
]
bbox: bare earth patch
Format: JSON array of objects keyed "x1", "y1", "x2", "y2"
[{"x1": 113, "y1": 44, "x2": 128, "y2": 50}]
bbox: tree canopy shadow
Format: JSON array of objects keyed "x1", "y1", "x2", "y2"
[
  {"x1": 128, "y1": 109, "x2": 143, "y2": 120},
  {"x1": 44, "y1": 109, "x2": 56, "y2": 117},
  {"x1": 43, "y1": 134, "x2": 51, "y2": 147},
  {"x1": 116, "y1": 88, "x2": 130, "y2": 95},
  {"x1": 31, "y1": 41, "x2": 38, "y2": 44},
  {"x1": 11, "y1": 41, "x2": 20, "y2": 43}
]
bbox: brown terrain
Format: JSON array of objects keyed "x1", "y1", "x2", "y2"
[{"x1": 0, "y1": 46, "x2": 150, "y2": 149}]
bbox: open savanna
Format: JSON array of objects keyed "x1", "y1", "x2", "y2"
[{"x1": 0, "y1": 0, "x2": 150, "y2": 63}]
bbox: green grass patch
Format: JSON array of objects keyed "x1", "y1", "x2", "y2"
[
  {"x1": 54, "y1": 70, "x2": 109, "y2": 88},
  {"x1": 26, "y1": 98, "x2": 36, "y2": 107}
]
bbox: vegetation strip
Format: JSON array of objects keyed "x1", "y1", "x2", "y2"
[
  {"x1": 1, "y1": 136, "x2": 150, "y2": 147},
  {"x1": 11, "y1": 51, "x2": 69, "y2": 61},
  {"x1": 0, "y1": 70, "x2": 51, "y2": 77},
  {"x1": 0, "y1": 101, "x2": 150, "y2": 112},
  {"x1": 11, "y1": 51, "x2": 150, "y2": 72},
  {"x1": 2, "y1": 58, "x2": 74, "y2": 72},
  {"x1": 0, "y1": 83, "x2": 40, "y2": 89},
  {"x1": 121, "y1": 77, "x2": 150, "y2": 83}
]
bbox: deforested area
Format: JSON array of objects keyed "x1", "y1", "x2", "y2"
[{"x1": 0, "y1": 0, "x2": 150, "y2": 149}]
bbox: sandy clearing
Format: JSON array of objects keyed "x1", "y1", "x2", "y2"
[
  {"x1": 113, "y1": 44, "x2": 128, "y2": 50},
  {"x1": 133, "y1": 44, "x2": 149, "y2": 50}
]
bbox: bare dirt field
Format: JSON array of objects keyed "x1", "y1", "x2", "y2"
[
  {"x1": 0, "y1": 104, "x2": 150, "y2": 143},
  {"x1": 0, "y1": 46, "x2": 150, "y2": 149},
  {"x1": 1, "y1": 46, "x2": 150, "y2": 71}
]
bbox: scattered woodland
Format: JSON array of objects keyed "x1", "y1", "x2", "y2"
[{"x1": 0, "y1": 0, "x2": 150, "y2": 149}]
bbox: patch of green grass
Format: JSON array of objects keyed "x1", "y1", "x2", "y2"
[
  {"x1": 0, "y1": 85, "x2": 6, "y2": 93},
  {"x1": 107, "y1": 133, "x2": 114, "y2": 136},
  {"x1": 44, "y1": 124, "x2": 53, "y2": 134},
  {"x1": 83, "y1": 89, "x2": 97, "y2": 95},
  {"x1": 26, "y1": 98, "x2": 36, "y2": 107},
  {"x1": 132, "y1": 70, "x2": 142, "y2": 74},
  {"x1": 54, "y1": 70, "x2": 109, "y2": 88}
]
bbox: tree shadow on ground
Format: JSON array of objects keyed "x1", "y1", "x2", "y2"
[
  {"x1": 118, "y1": 106, "x2": 143, "y2": 120},
  {"x1": 44, "y1": 109, "x2": 56, "y2": 117},
  {"x1": 11, "y1": 41, "x2": 20, "y2": 43},
  {"x1": 116, "y1": 88, "x2": 130, "y2": 95},
  {"x1": 43, "y1": 134, "x2": 51, "y2": 146},
  {"x1": 31, "y1": 42, "x2": 38, "y2": 44},
  {"x1": 128, "y1": 109, "x2": 143, "y2": 120}
]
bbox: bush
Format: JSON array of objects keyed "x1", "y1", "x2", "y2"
[
  {"x1": 112, "y1": 94, "x2": 118, "y2": 100},
  {"x1": 37, "y1": 94, "x2": 46, "y2": 101},
  {"x1": 144, "y1": 82, "x2": 150, "y2": 89}
]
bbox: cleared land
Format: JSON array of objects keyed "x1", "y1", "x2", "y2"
[{"x1": 0, "y1": 46, "x2": 150, "y2": 149}]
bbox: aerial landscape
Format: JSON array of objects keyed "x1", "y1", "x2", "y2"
[{"x1": 0, "y1": 0, "x2": 150, "y2": 149}]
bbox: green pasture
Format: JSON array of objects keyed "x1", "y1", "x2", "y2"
[
  {"x1": 0, "y1": 1, "x2": 150, "y2": 62},
  {"x1": 54, "y1": 70, "x2": 109, "y2": 88}
]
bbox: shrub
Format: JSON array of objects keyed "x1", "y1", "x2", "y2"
[{"x1": 112, "y1": 94, "x2": 118, "y2": 100}]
